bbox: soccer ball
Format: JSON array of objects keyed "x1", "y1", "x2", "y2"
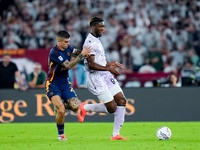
[{"x1": 156, "y1": 126, "x2": 172, "y2": 140}]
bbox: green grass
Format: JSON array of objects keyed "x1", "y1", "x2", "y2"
[{"x1": 0, "y1": 122, "x2": 200, "y2": 150}]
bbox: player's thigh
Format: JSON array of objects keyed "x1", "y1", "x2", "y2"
[
  {"x1": 97, "y1": 91, "x2": 117, "y2": 113},
  {"x1": 87, "y1": 72, "x2": 107, "y2": 95},
  {"x1": 113, "y1": 92, "x2": 126, "y2": 106},
  {"x1": 110, "y1": 84, "x2": 127, "y2": 106},
  {"x1": 51, "y1": 95, "x2": 65, "y2": 115}
]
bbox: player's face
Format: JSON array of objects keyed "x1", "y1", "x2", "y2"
[
  {"x1": 94, "y1": 22, "x2": 105, "y2": 37},
  {"x1": 61, "y1": 38, "x2": 70, "y2": 49}
]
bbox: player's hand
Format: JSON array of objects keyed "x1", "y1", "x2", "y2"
[
  {"x1": 108, "y1": 67, "x2": 121, "y2": 75},
  {"x1": 81, "y1": 46, "x2": 93, "y2": 57},
  {"x1": 110, "y1": 62, "x2": 123, "y2": 68}
]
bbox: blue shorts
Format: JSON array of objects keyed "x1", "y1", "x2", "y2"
[{"x1": 45, "y1": 80, "x2": 77, "y2": 103}]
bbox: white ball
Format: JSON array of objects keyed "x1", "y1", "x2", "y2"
[{"x1": 156, "y1": 126, "x2": 172, "y2": 140}]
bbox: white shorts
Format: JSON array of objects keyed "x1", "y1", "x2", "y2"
[{"x1": 86, "y1": 71, "x2": 122, "y2": 103}]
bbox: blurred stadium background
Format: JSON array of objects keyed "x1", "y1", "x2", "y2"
[
  {"x1": 1, "y1": 0, "x2": 200, "y2": 88},
  {"x1": 0, "y1": 0, "x2": 200, "y2": 149}
]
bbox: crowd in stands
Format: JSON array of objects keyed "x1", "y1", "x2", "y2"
[{"x1": 1, "y1": 0, "x2": 200, "y2": 88}]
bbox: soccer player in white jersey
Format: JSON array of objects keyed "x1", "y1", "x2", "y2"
[{"x1": 78, "y1": 17, "x2": 129, "y2": 140}]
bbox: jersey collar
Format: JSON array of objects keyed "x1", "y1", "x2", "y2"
[{"x1": 90, "y1": 33, "x2": 99, "y2": 38}]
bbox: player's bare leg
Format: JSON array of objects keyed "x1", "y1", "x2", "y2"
[
  {"x1": 51, "y1": 95, "x2": 67, "y2": 141},
  {"x1": 104, "y1": 100, "x2": 117, "y2": 113},
  {"x1": 65, "y1": 97, "x2": 80, "y2": 111},
  {"x1": 54, "y1": 97, "x2": 80, "y2": 115},
  {"x1": 52, "y1": 96, "x2": 65, "y2": 124}
]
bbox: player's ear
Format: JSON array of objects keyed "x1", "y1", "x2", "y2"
[
  {"x1": 91, "y1": 25, "x2": 96, "y2": 31},
  {"x1": 56, "y1": 37, "x2": 63, "y2": 42}
]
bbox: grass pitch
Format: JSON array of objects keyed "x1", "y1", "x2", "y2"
[{"x1": 0, "y1": 122, "x2": 200, "y2": 150}]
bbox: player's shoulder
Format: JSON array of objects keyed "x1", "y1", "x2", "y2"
[
  {"x1": 50, "y1": 46, "x2": 61, "y2": 55},
  {"x1": 67, "y1": 45, "x2": 74, "y2": 51},
  {"x1": 85, "y1": 35, "x2": 98, "y2": 45},
  {"x1": 50, "y1": 46, "x2": 57, "y2": 53},
  {"x1": 68, "y1": 45, "x2": 73, "y2": 49},
  {"x1": 51, "y1": 46, "x2": 57, "y2": 51}
]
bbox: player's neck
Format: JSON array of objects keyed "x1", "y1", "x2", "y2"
[
  {"x1": 57, "y1": 45, "x2": 65, "y2": 51},
  {"x1": 91, "y1": 32, "x2": 99, "y2": 38}
]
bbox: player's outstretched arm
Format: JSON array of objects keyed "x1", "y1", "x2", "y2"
[{"x1": 62, "y1": 46, "x2": 92, "y2": 69}]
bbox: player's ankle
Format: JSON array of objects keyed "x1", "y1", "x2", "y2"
[{"x1": 112, "y1": 132, "x2": 119, "y2": 137}]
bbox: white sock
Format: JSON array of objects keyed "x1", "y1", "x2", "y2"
[
  {"x1": 84, "y1": 103, "x2": 108, "y2": 113},
  {"x1": 112, "y1": 106, "x2": 125, "y2": 137}
]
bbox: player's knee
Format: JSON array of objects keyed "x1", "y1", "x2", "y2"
[
  {"x1": 107, "y1": 106, "x2": 117, "y2": 113},
  {"x1": 68, "y1": 98, "x2": 80, "y2": 111},
  {"x1": 117, "y1": 98, "x2": 126, "y2": 106},
  {"x1": 106, "y1": 100, "x2": 117, "y2": 113},
  {"x1": 70, "y1": 104, "x2": 79, "y2": 111},
  {"x1": 57, "y1": 108, "x2": 65, "y2": 116}
]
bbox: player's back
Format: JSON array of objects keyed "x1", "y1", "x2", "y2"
[{"x1": 46, "y1": 46, "x2": 73, "y2": 83}]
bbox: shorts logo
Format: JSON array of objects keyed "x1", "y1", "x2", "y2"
[
  {"x1": 67, "y1": 52, "x2": 70, "y2": 56},
  {"x1": 50, "y1": 92, "x2": 54, "y2": 96},
  {"x1": 58, "y1": 56, "x2": 63, "y2": 61},
  {"x1": 110, "y1": 78, "x2": 116, "y2": 84}
]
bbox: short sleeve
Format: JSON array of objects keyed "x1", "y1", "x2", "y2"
[
  {"x1": 50, "y1": 50, "x2": 66, "y2": 64},
  {"x1": 84, "y1": 40, "x2": 97, "y2": 55}
]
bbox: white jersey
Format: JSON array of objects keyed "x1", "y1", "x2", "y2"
[
  {"x1": 83, "y1": 33, "x2": 121, "y2": 97},
  {"x1": 83, "y1": 33, "x2": 106, "y2": 73}
]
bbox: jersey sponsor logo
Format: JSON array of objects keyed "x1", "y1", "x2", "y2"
[{"x1": 58, "y1": 56, "x2": 63, "y2": 61}]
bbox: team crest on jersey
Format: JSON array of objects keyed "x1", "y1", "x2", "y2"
[
  {"x1": 67, "y1": 52, "x2": 70, "y2": 56},
  {"x1": 50, "y1": 92, "x2": 54, "y2": 96},
  {"x1": 58, "y1": 56, "x2": 63, "y2": 61}
]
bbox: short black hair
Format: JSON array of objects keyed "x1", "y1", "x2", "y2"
[
  {"x1": 89, "y1": 17, "x2": 104, "y2": 27},
  {"x1": 56, "y1": 30, "x2": 70, "y2": 39}
]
